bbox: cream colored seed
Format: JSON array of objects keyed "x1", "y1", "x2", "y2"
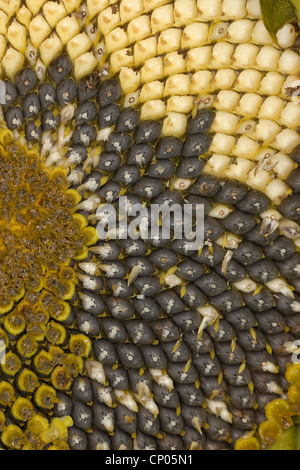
[
  {"x1": 166, "y1": 95, "x2": 194, "y2": 114},
  {"x1": 182, "y1": 22, "x2": 208, "y2": 48},
  {"x1": 87, "y1": 0, "x2": 110, "y2": 17},
  {"x1": 164, "y1": 73, "x2": 191, "y2": 96},
  {"x1": 252, "y1": 119, "x2": 281, "y2": 143},
  {"x1": 127, "y1": 15, "x2": 151, "y2": 44},
  {"x1": 246, "y1": 0, "x2": 262, "y2": 18},
  {"x1": 235, "y1": 69, "x2": 263, "y2": 92},
  {"x1": 40, "y1": 34, "x2": 63, "y2": 66},
  {"x1": 233, "y1": 43, "x2": 259, "y2": 68},
  {"x1": 29, "y1": 14, "x2": 52, "y2": 49},
  {"x1": 273, "y1": 129, "x2": 300, "y2": 153},
  {"x1": 74, "y1": 51, "x2": 98, "y2": 80},
  {"x1": 140, "y1": 99, "x2": 166, "y2": 120},
  {"x1": 191, "y1": 70, "x2": 213, "y2": 94},
  {"x1": 265, "y1": 179, "x2": 292, "y2": 205},
  {"x1": 236, "y1": 93, "x2": 263, "y2": 117},
  {"x1": 139, "y1": 80, "x2": 164, "y2": 101},
  {"x1": 151, "y1": 4, "x2": 174, "y2": 33},
  {"x1": 164, "y1": 51, "x2": 187, "y2": 76},
  {"x1": 197, "y1": 0, "x2": 222, "y2": 20},
  {"x1": 259, "y1": 72, "x2": 285, "y2": 96},
  {"x1": 43, "y1": 1, "x2": 67, "y2": 28},
  {"x1": 0, "y1": 10, "x2": 9, "y2": 35},
  {"x1": 225, "y1": 158, "x2": 255, "y2": 182},
  {"x1": 203, "y1": 154, "x2": 231, "y2": 177},
  {"x1": 227, "y1": 19, "x2": 254, "y2": 43},
  {"x1": 187, "y1": 47, "x2": 212, "y2": 71},
  {"x1": 134, "y1": 37, "x2": 157, "y2": 66},
  {"x1": 174, "y1": 0, "x2": 197, "y2": 26},
  {"x1": 98, "y1": 6, "x2": 120, "y2": 36},
  {"x1": 7, "y1": 20, "x2": 27, "y2": 54},
  {"x1": 210, "y1": 133, "x2": 236, "y2": 154},
  {"x1": 213, "y1": 69, "x2": 237, "y2": 90},
  {"x1": 256, "y1": 46, "x2": 281, "y2": 72},
  {"x1": 269, "y1": 152, "x2": 296, "y2": 180},
  {"x1": 158, "y1": 28, "x2": 181, "y2": 54},
  {"x1": 211, "y1": 111, "x2": 239, "y2": 135},
  {"x1": 214, "y1": 90, "x2": 240, "y2": 112},
  {"x1": 119, "y1": 0, "x2": 144, "y2": 24},
  {"x1": 258, "y1": 96, "x2": 285, "y2": 121},
  {"x1": 222, "y1": 0, "x2": 247, "y2": 19},
  {"x1": 67, "y1": 32, "x2": 92, "y2": 59},
  {"x1": 161, "y1": 112, "x2": 187, "y2": 137},
  {"x1": 233, "y1": 135, "x2": 260, "y2": 159},
  {"x1": 211, "y1": 42, "x2": 234, "y2": 68},
  {"x1": 278, "y1": 50, "x2": 300, "y2": 75},
  {"x1": 2, "y1": 47, "x2": 24, "y2": 80},
  {"x1": 25, "y1": 0, "x2": 46, "y2": 16},
  {"x1": 56, "y1": 15, "x2": 81, "y2": 45},
  {"x1": 251, "y1": 20, "x2": 273, "y2": 45},
  {"x1": 140, "y1": 57, "x2": 164, "y2": 83},
  {"x1": 105, "y1": 27, "x2": 128, "y2": 53},
  {"x1": 111, "y1": 47, "x2": 134, "y2": 72},
  {"x1": 119, "y1": 67, "x2": 140, "y2": 93}
]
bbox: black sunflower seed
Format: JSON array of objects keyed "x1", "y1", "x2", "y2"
[
  {"x1": 246, "y1": 258, "x2": 279, "y2": 283},
  {"x1": 263, "y1": 235, "x2": 296, "y2": 261},
  {"x1": 242, "y1": 288, "x2": 274, "y2": 312},
  {"x1": 72, "y1": 376, "x2": 93, "y2": 403},
  {"x1": 104, "y1": 366, "x2": 129, "y2": 391},
  {"x1": 97, "y1": 152, "x2": 122, "y2": 173},
  {"x1": 75, "y1": 101, "x2": 98, "y2": 125},
  {"x1": 236, "y1": 189, "x2": 271, "y2": 215},
  {"x1": 194, "y1": 271, "x2": 227, "y2": 297},
  {"x1": 222, "y1": 211, "x2": 257, "y2": 235},
  {"x1": 187, "y1": 109, "x2": 215, "y2": 134},
  {"x1": 133, "y1": 297, "x2": 161, "y2": 321},
  {"x1": 22, "y1": 93, "x2": 41, "y2": 118},
  {"x1": 190, "y1": 174, "x2": 221, "y2": 197},
  {"x1": 98, "y1": 79, "x2": 122, "y2": 106},
  {"x1": 101, "y1": 318, "x2": 127, "y2": 344},
  {"x1": 135, "y1": 120, "x2": 162, "y2": 144},
  {"x1": 159, "y1": 407, "x2": 185, "y2": 435},
  {"x1": 214, "y1": 180, "x2": 248, "y2": 205},
  {"x1": 116, "y1": 107, "x2": 140, "y2": 132},
  {"x1": 68, "y1": 426, "x2": 88, "y2": 450},
  {"x1": 98, "y1": 103, "x2": 120, "y2": 128},
  {"x1": 287, "y1": 168, "x2": 300, "y2": 193},
  {"x1": 152, "y1": 383, "x2": 180, "y2": 409},
  {"x1": 48, "y1": 54, "x2": 72, "y2": 83},
  {"x1": 3, "y1": 81, "x2": 18, "y2": 108},
  {"x1": 15, "y1": 67, "x2": 37, "y2": 97},
  {"x1": 232, "y1": 240, "x2": 264, "y2": 266},
  {"x1": 176, "y1": 157, "x2": 206, "y2": 179},
  {"x1": 88, "y1": 428, "x2": 111, "y2": 450},
  {"x1": 141, "y1": 344, "x2": 167, "y2": 369},
  {"x1": 4, "y1": 106, "x2": 24, "y2": 130},
  {"x1": 72, "y1": 400, "x2": 92, "y2": 431},
  {"x1": 25, "y1": 121, "x2": 42, "y2": 141},
  {"x1": 156, "y1": 137, "x2": 183, "y2": 160},
  {"x1": 78, "y1": 73, "x2": 100, "y2": 102},
  {"x1": 278, "y1": 195, "x2": 300, "y2": 223},
  {"x1": 126, "y1": 320, "x2": 154, "y2": 345},
  {"x1": 117, "y1": 343, "x2": 144, "y2": 369},
  {"x1": 93, "y1": 339, "x2": 117, "y2": 365},
  {"x1": 194, "y1": 353, "x2": 222, "y2": 377},
  {"x1": 111, "y1": 429, "x2": 133, "y2": 450},
  {"x1": 182, "y1": 134, "x2": 211, "y2": 157}
]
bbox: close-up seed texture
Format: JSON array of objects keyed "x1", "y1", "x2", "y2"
[{"x1": 0, "y1": 0, "x2": 300, "y2": 451}]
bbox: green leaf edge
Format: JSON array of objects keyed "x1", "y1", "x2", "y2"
[{"x1": 259, "y1": 0, "x2": 296, "y2": 42}]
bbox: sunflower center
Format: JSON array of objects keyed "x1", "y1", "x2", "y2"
[{"x1": 0, "y1": 142, "x2": 84, "y2": 314}]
